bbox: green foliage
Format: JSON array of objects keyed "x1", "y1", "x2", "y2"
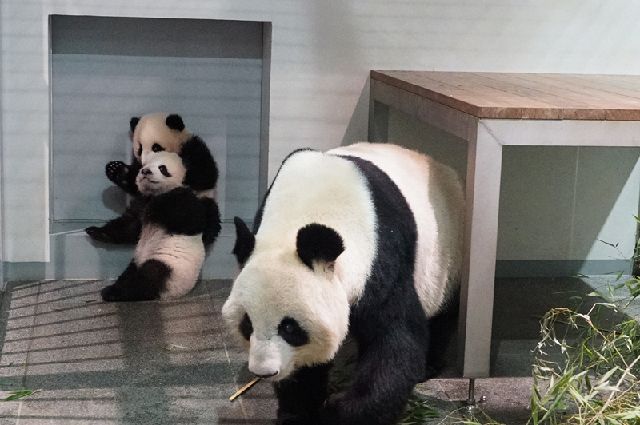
[
  {"x1": 398, "y1": 395, "x2": 440, "y2": 424},
  {"x1": 2, "y1": 389, "x2": 38, "y2": 401},
  {"x1": 399, "y1": 400, "x2": 502, "y2": 425},
  {"x1": 402, "y1": 275, "x2": 640, "y2": 425},
  {"x1": 529, "y1": 302, "x2": 640, "y2": 425}
]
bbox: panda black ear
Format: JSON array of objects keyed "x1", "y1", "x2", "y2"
[
  {"x1": 296, "y1": 224, "x2": 344, "y2": 271},
  {"x1": 166, "y1": 114, "x2": 185, "y2": 131},
  {"x1": 129, "y1": 117, "x2": 140, "y2": 133},
  {"x1": 232, "y1": 216, "x2": 255, "y2": 268}
]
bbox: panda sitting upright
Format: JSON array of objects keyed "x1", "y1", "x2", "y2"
[
  {"x1": 222, "y1": 142, "x2": 464, "y2": 425},
  {"x1": 86, "y1": 112, "x2": 219, "y2": 245},
  {"x1": 101, "y1": 151, "x2": 221, "y2": 302}
]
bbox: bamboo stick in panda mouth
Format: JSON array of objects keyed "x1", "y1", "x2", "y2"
[{"x1": 229, "y1": 377, "x2": 262, "y2": 402}]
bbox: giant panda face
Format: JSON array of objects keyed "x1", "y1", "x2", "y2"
[
  {"x1": 136, "y1": 151, "x2": 186, "y2": 196},
  {"x1": 130, "y1": 113, "x2": 191, "y2": 164},
  {"x1": 222, "y1": 223, "x2": 350, "y2": 381}
]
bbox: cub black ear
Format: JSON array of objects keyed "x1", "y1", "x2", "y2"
[
  {"x1": 232, "y1": 216, "x2": 255, "y2": 268},
  {"x1": 296, "y1": 224, "x2": 344, "y2": 270},
  {"x1": 129, "y1": 116, "x2": 140, "y2": 133},
  {"x1": 166, "y1": 114, "x2": 185, "y2": 131}
]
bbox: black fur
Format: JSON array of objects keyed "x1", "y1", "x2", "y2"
[
  {"x1": 296, "y1": 224, "x2": 344, "y2": 270},
  {"x1": 240, "y1": 313, "x2": 253, "y2": 341},
  {"x1": 105, "y1": 159, "x2": 141, "y2": 196},
  {"x1": 101, "y1": 259, "x2": 170, "y2": 302},
  {"x1": 85, "y1": 196, "x2": 146, "y2": 244},
  {"x1": 275, "y1": 155, "x2": 430, "y2": 425},
  {"x1": 144, "y1": 187, "x2": 207, "y2": 236},
  {"x1": 425, "y1": 293, "x2": 459, "y2": 379},
  {"x1": 232, "y1": 217, "x2": 255, "y2": 267},
  {"x1": 93, "y1": 164, "x2": 220, "y2": 247},
  {"x1": 202, "y1": 198, "x2": 222, "y2": 246},
  {"x1": 89, "y1": 117, "x2": 221, "y2": 246},
  {"x1": 180, "y1": 136, "x2": 219, "y2": 191},
  {"x1": 274, "y1": 363, "x2": 332, "y2": 425},
  {"x1": 101, "y1": 187, "x2": 210, "y2": 303},
  {"x1": 165, "y1": 114, "x2": 185, "y2": 131},
  {"x1": 130, "y1": 116, "x2": 140, "y2": 133},
  {"x1": 278, "y1": 317, "x2": 309, "y2": 347}
]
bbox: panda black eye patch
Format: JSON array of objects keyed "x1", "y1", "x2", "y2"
[
  {"x1": 240, "y1": 313, "x2": 253, "y2": 340},
  {"x1": 137, "y1": 145, "x2": 142, "y2": 157},
  {"x1": 152, "y1": 143, "x2": 165, "y2": 153},
  {"x1": 278, "y1": 317, "x2": 309, "y2": 347},
  {"x1": 158, "y1": 165, "x2": 171, "y2": 177}
]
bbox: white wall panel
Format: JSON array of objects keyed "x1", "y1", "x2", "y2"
[{"x1": 3, "y1": 0, "x2": 640, "y2": 261}]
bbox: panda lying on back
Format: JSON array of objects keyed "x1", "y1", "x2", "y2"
[
  {"x1": 101, "y1": 151, "x2": 221, "y2": 302},
  {"x1": 223, "y1": 143, "x2": 464, "y2": 425}
]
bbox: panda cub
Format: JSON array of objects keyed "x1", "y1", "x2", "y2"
[
  {"x1": 223, "y1": 143, "x2": 464, "y2": 425},
  {"x1": 101, "y1": 151, "x2": 220, "y2": 302},
  {"x1": 86, "y1": 113, "x2": 219, "y2": 245}
]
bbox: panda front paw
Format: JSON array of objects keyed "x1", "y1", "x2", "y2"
[
  {"x1": 101, "y1": 284, "x2": 122, "y2": 302},
  {"x1": 85, "y1": 226, "x2": 115, "y2": 243},
  {"x1": 105, "y1": 161, "x2": 130, "y2": 187}
]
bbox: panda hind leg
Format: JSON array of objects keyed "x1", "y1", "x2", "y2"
[
  {"x1": 425, "y1": 289, "x2": 460, "y2": 380},
  {"x1": 101, "y1": 260, "x2": 170, "y2": 302}
]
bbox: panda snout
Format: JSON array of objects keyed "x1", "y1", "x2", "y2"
[
  {"x1": 141, "y1": 168, "x2": 152, "y2": 176},
  {"x1": 248, "y1": 339, "x2": 282, "y2": 379},
  {"x1": 248, "y1": 359, "x2": 280, "y2": 378}
]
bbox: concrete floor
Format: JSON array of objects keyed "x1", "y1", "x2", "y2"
[
  {"x1": 0, "y1": 276, "x2": 628, "y2": 424},
  {"x1": 0, "y1": 279, "x2": 276, "y2": 424}
]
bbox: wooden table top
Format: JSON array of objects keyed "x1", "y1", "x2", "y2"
[{"x1": 371, "y1": 70, "x2": 640, "y2": 121}]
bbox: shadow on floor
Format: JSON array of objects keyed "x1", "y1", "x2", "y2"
[
  {"x1": 0, "y1": 276, "x2": 631, "y2": 424},
  {"x1": 0, "y1": 279, "x2": 276, "y2": 424}
]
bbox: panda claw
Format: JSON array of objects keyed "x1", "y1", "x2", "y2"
[
  {"x1": 105, "y1": 161, "x2": 128, "y2": 183},
  {"x1": 85, "y1": 226, "x2": 114, "y2": 243}
]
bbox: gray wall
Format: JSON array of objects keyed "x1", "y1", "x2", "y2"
[
  {"x1": 3, "y1": 1, "x2": 640, "y2": 262},
  {"x1": 387, "y1": 108, "x2": 640, "y2": 274}
]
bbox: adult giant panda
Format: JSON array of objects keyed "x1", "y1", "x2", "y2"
[
  {"x1": 101, "y1": 151, "x2": 221, "y2": 302},
  {"x1": 86, "y1": 112, "x2": 219, "y2": 245},
  {"x1": 222, "y1": 142, "x2": 464, "y2": 425}
]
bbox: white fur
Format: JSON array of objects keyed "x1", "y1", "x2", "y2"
[
  {"x1": 329, "y1": 143, "x2": 464, "y2": 316},
  {"x1": 136, "y1": 151, "x2": 186, "y2": 196},
  {"x1": 134, "y1": 226, "x2": 204, "y2": 299},
  {"x1": 135, "y1": 152, "x2": 205, "y2": 299},
  {"x1": 223, "y1": 257, "x2": 350, "y2": 379},
  {"x1": 132, "y1": 112, "x2": 191, "y2": 163},
  {"x1": 249, "y1": 336, "x2": 294, "y2": 378},
  {"x1": 132, "y1": 113, "x2": 216, "y2": 201},
  {"x1": 255, "y1": 151, "x2": 377, "y2": 304},
  {"x1": 222, "y1": 143, "x2": 464, "y2": 379}
]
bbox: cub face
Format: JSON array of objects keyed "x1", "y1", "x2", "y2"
[
  {"x1": 129, "y1": 113, "x2": 191, "y2": 164},
  {"x1": 136, "y1": 151, "x2": 186, "y2": 196}
]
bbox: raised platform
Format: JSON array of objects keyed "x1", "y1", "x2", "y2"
[{"x1": 3, "y1": 223, "x2": 240, "y2": 281}]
